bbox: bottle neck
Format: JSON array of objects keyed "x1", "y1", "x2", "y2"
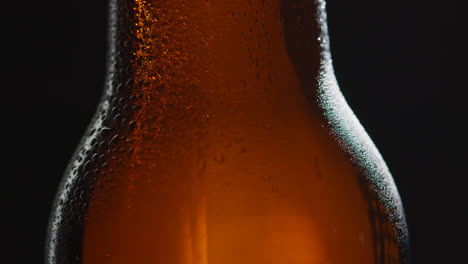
[{"x1": 104, "y1": 0, "x2": 334, "y2": 102}]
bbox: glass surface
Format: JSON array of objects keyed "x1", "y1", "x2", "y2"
[{"x1": 46, "y1": 1, "x2": 409, "y2": 264}]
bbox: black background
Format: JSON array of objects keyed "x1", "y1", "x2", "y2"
[{"x1": 3, "y1": 0, "x2": 462, "y2": 263}]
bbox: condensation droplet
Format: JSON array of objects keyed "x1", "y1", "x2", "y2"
[{"x1": 214, "y1": 153, "x2": 224, "y2": 164}]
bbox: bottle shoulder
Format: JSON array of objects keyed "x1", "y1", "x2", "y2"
[{"x1": 316, "y1": 66, "x2": 410, "y2": 261}]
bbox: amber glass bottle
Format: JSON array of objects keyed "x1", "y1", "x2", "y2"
[{"x1": 46, "y1": 0, "x2": 409, "y2": 263}]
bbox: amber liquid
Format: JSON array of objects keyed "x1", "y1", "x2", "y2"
[{"x1": 47, "y1": 0, "x2": 407, "y2": 263}]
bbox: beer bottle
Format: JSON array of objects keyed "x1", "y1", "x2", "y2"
[{"x1": 46, "y1": 0, "x2": 409, "y2": 263}]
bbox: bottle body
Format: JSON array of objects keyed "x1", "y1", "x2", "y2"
[{"x1": 47, "y1": 0, "x2": 409, "y2": 263}]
